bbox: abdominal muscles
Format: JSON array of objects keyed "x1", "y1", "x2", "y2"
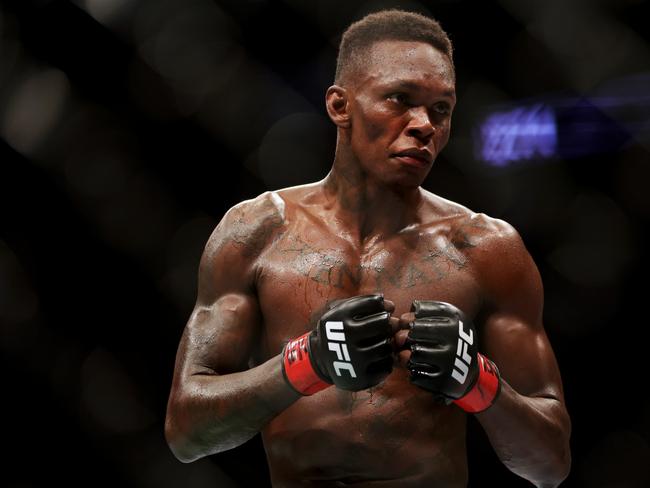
[{"x1": 262, "y1": 368, "x2": 468, "y2": 485}]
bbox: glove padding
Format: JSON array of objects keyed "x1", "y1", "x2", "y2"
[
  {"x1": 283, "y1": 294, "x2": 393, "y2": 394},
  {"x1": 406, "y1": 300, "x2": 500, "y2": 412}
]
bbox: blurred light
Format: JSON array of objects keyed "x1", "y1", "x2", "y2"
[
  {"x1": 49, "y1": 345, "x2": 86, "y2": 405},
  {"x1": 129, "y1": 0, "x2": 318, "y2": 139},
  {"x1": 547, "y1": 193, "x2": 634, "y2": 287},
  {"x1": 475, "y1": 71, "x2": 650, "y2": 165},
  {"x1": 0, "y1": 240, "x2": 39, "y2": 325},
  {"x1": 0, "y1": 240, "x2": 39, "y2": 354},
  {"x1": 1, "y1": 68, "x2": 69, "y2": 156},
  {"x1": 590, "y1": 72, "x2": 650, "y2": 151},
  {"x1": 93, "y1": 171, "x2": 178, "y2": 261},
  {"x1": 616, "y1": 145, "x2": 650, "y2": 218},
  {"x1": 65, "y1": 150, "x2": 129, "y2": 199},
  {"x1": 0, "y1": 38, "x2": 22, "y2": 84},
  {"x1": 0, "y1": 8, "x2": 23, "y2": 85},
  {"x1": 76, "y1": 0, "x2": 134, "y2": 26},
  {"x1": 257, "y1": 112, "x2": 333, "y2": 188},
  {"x1": 59, "y1": 120, "x2": 181, "y2": 271},
  {"x1": 161, "y1": 216, "x2": 216, "y2": 313},
  {"x1": 197, "y1": 63, "x2": 315, "y2": 155},
  {"x1": 554, "y1": 97, "x2": 631, "y2": 159},
  {"x1": 476, "y1": 104, "x2": 557, "y2": 166},
  {"x1": 499, "y1": 0, "x2": 650, "y2": 90},
  {"x1": 132, "y1": 0, "x2": 242, "y2": 113},
  {"x1": 578, "y1": 430, "x2": 650, "y2": 487},
  {"x1": 544, "y1": 284, "x2": 620, "y2": 337},
  {"x1": 81, "y1": 348, "x2": 156, "y2": 434}
]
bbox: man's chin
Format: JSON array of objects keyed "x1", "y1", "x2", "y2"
[
  {"x1": 386, "y1": 157, "x2": 432, "y2": 186},
  {"x1": 385, "y1": 172, "x2": 428, "y2": 191}
]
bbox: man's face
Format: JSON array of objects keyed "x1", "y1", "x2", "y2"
[{"x1": 345, "y1": 40, "x2": 456, "y2": 188}]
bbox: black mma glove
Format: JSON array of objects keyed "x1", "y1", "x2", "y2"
[
  {"x1": 407, "y1": 300, "x2": 501, "y2": 413},
  {"x1": 282, "y1": 294, "x2": 393, "y2": 395}
]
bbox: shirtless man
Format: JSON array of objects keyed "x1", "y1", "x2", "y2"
[{"x1": 165, "y1": 10, "x2": 571, "y2": 487}]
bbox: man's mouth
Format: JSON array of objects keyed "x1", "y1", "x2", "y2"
[{"x1": 391, "y1": 149, "x2": 433, "y2": 168}]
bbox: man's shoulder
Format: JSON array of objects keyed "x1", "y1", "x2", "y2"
[
  {"x1": 226, "y1": 190, "x2": 287, "y2": 226},
  {"x1": 420, "y1": 192, "x2": 539, "y2": 298},
  {"x1": 205, "y1": 191, "x2": 288, "y2": 263},
  {"x1": 419, "y1": 190, "x2": 521, "y2": 250},
  {"x1": 212, "y1": 183, "x2": 324, "y2": 255}
]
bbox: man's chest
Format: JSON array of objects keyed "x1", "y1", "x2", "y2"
[{"x1": 254, "y1": 230, "x2": 482, "y2": 355}]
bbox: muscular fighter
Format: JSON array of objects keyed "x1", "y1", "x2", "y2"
[{"x1": 165, "y1": 10, "x2": 571, "y2": 487}]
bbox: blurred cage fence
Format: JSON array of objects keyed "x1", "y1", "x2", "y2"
[{"x1": 1, "y1": 0, "x2": 649, "y2": 487}]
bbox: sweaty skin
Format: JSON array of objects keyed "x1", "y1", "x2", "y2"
[
  {"x1": 255, "y1": 188, "x2": 498, "y2": 486},
  {"x1": 166, "y1": 40, "x2": 571, "y2": 487}
]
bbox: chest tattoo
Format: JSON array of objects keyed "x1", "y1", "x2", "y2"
[{"x1": 278, "y1": 236, "x2": 471, "y2": 290}]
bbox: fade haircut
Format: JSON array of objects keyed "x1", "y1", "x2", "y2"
[{"x1": 335, "y1": 9, "x2": 454, "y2": 85}]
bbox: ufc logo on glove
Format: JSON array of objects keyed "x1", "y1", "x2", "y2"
[
  {"x1": 281, "y1": 294, "x2": 392, "y2": 394},
  {"x1": 326, "y1": 321, "x2": 357, "y2": 378},
  {"x1": 452, "y1": 320, "x2": 473, "y2": 385}
]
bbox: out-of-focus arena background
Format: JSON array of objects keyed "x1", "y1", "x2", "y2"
[{"x1": 1, "y1": 0, "x2": 649, "y2": 486}]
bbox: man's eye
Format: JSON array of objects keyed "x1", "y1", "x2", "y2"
[
  {"x1": 433, "y1": 103, "x2": 451, "y2": 115},
  {"x1": 388, "y1": 93, "x2": 408, "y2": 104}
]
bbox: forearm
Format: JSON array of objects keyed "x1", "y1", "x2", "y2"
[
  {"x1": 476, "y1": 381, "x2": 571, "y2": 487},
  {"x1": 165, "y1": 354, "x2": 301, "y2": 462}
]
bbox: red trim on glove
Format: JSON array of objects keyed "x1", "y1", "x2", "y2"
[
  {"x1": 282, "y1": 332, "x2": 330, "y2": 396},
  {"x1": 453, "y1": 353, "x2": 501, "y2": 413}
]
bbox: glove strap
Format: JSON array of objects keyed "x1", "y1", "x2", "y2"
[
  {"x1": 453, "y1": 353, "x2": 501, "y2": 413},
  {"x1": 281, "y1": 332, "x2": 331, "y2": 396}
]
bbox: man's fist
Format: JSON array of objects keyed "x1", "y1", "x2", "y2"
[
  {"x1": 282, "y1": 294, "x2": 396, "y2": 395},
  {"x1": 398, "y1": 300, "x2": 501, "y2": 413}
]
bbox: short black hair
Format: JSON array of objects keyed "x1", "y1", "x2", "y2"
[{"x1": 335, "y1": 9, "x2": 454, "y2": 84}]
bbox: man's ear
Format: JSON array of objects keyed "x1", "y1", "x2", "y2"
[{"x1": 325, "y1": 85, "x2": 351, "y2": 128}]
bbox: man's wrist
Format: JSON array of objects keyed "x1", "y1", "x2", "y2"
[
  {"x1": 281, "y1": 331, "x2": 331, "y2": 396},
  {"x1": 453, "y1": 353, "x2": 501, "y2": 413}
]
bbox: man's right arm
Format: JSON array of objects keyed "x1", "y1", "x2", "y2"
[
  {"x1": 165, "y1": 193, "x2": 398, "y2": 463},
  {"x1": 164, "y1": 197, "x2": 301, "y2": 463}
]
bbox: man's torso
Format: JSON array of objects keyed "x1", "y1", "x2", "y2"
[{"x1": 238, "y1": 185, "x2": 497, "y2": 487}]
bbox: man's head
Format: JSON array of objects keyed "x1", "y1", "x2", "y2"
[
  {"x1": 327, "y1": 10, "x2": 457, "y2": 189},
  {"x1": 335, "y1": 10, "x2": 454, "y2": 87}
]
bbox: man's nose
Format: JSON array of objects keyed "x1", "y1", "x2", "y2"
[{"x1": 406, "y1": 107, "x2": 434, "y2": 142}]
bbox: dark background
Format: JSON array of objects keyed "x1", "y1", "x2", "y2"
[{"x1": 1, "y1": 0, "x2": 649, "y2": 486}]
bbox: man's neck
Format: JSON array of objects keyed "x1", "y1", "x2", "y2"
[{"x1": 322, "y1": 156, "x2": 423, "y2": 245}]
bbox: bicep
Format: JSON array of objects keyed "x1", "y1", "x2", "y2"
[
  {"x1": 176, "y1": 292, "x2": 262, "y2": 378},
  {"x1": 482, "y1": 313, "x2": 564, "y2": 400},
  {"x1": 172, "y1": 209, "x2": 265, "y2": 381},
  {"x1": 478, "y1": 228, "x2": 565, "y2": 401}
]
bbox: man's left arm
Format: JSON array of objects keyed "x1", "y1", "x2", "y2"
[
  {"x1": 473, "y1": 222, "x2": 571, "y2": 487},
  {"x1": 397, "y1": 220, "x2": 571, "y2": 487}
]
